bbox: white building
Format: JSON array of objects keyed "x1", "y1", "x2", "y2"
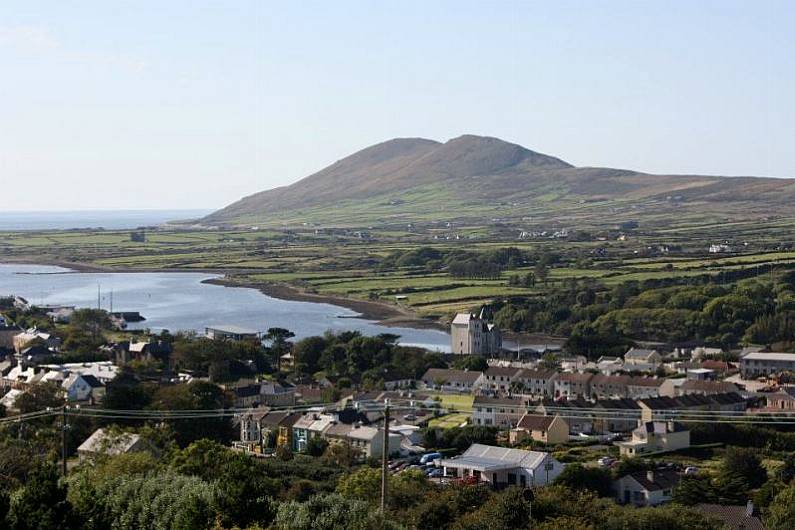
[
  {"x1": 740, "y1": 352, "x2": 795, "y2": 378},
  {"x1": 439, "y1": 444, "x2": 564, "y2": 487},
  {"x1": 615, "y1": 470, "x2": 681, "y2": 506},
  {"x1": 450, "y1": 312, "x2": 501, "y2": 355}
]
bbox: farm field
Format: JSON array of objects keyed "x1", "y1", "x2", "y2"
[{"x1": 2, "y1": 216, "x2": 795, "y2": 324}]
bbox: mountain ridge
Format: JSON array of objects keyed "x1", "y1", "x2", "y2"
[{"x1": 204, "y1": 135, "x2": 795, "y2": 228}]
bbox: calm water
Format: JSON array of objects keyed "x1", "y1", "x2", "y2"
[
  {"x1": 0, "y1": 210, "x2": 213, "y2": 231},
  {"x1": 0, "y1": 264, "x2": 451, "y2": 351}
]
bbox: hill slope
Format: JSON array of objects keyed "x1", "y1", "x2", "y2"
[{"x1": 204, "y1": 135, "x2": 795, "y2": 229}]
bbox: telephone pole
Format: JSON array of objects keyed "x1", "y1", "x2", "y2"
[
  {"x1": 380, "y1": 399, "x2": 390, "y2": 513},
  {"x1": 61, "y1": 405, "x2": 68, "y2": 477}
]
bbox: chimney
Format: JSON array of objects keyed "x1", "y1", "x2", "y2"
[{"x1": 646, "y1": 470, "x2": 654, "y2": 483}]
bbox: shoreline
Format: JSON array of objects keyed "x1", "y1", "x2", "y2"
[
  {"x1": 203, "y1": 277, "x2": 449, "y2": 332},
  {"x1": 1, "y1": 257, "x2": 449, "y2": 333}
]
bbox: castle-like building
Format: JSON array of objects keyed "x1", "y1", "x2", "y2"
[{"x1": 450, "y1": 310, "x2": 502, "y2": 355}]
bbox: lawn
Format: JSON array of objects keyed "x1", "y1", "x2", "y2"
[{"x1": 428, "y1": 413, "x2": 470, "y2": 429}]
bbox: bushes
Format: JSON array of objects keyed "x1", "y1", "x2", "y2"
[{"x1": 272, "y1": 493, "x2": 401, "y2": 530}]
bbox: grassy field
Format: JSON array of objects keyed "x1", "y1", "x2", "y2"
[
  {"x1": 428, "y1": 413, "x2": 470, "y2": 429},
  {"x1": 2, "y1": 214, "x2": 794, "y2": 323}
]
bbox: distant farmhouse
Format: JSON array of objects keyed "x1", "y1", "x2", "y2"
[{"x1": 450, "y1": 311, "x2": 501, "y2": 355}]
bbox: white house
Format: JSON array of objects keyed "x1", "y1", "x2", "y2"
[
  {"x1": 439, "y1": 444, "x2": 564, "y2": 488},
  {"x1": 615, "y1": 469, "x2": 680, "y2": 506},
  {"x1": 62, "y1": 373, "x2": 104, "y2": 402}
]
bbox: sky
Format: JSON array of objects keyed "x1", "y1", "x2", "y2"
[{"x1": 0, "y1": 0, "x2": 793, "y2": 212}]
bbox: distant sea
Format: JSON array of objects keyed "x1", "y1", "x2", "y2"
[{"x1": 0, "y1": 210, "x2": 214, "y2": 231}]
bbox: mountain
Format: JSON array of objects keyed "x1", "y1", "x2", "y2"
[{"x1": 204, "y1": 135, "x2": 795, "y2": 229}]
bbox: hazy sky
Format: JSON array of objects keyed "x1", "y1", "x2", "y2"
[{"x1": 1, "y1": 1, "x2": 793, "y2": 211}]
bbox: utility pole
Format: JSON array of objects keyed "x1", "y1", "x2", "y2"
[
  {"x1": 380, "y1": 399, "x2": 390, "y2": 513},
  {"x1": 61, "y1": 405, "x2": 68, "y2": 477}
]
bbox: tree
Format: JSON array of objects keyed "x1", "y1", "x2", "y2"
[
  {"x1": 7, "y1": 462, "x2": 73, "y2": 530},
  {"x1": 272, "y1": 493, "x2": 401, "y2": 530},
  {"x1": 767, "y1": 484, "x2": 795, "y2": 530},
  {"x1": 718, "y1": 447, "x2": 767, "y2": 491},
  {"x1": 305, "y1": 436, "x2": 329, "y2": 457},
  {"x1": 672, "y1": 475, "x2": 717, "y2": 506},
  {"x1": 15, "y1": 382, "x2": 63, "y2": 414},
  {"x1": 554, "y1": 464, "x2": 613, "y2": 497},
  {"x1": 266, "y1": 328, "x2": 295, "y2": 371},
  {"x1": 149, "y1": 382, "x2": 233, "y2": 446}
]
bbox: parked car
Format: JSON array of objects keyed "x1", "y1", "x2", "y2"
[
  {"x1": 420, "y1": 452, "x2": 442, "y2": 465},
  {"x1": 597, "y1": 456, "x2": 615, "y2": 467},
  {"x1": 426, "y1": 468, "x2": 443, "y2": 478},
  {"x1": 684, "y1": 466, "x2": 699, "y2": 475}
]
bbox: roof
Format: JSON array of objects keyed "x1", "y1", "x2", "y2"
[
  {"x1": 625, "y1": 348, "x2": 658, "y2": 359},
  {"x1": 516, "y1": 413, "x2": 556, "y2": 431},
  {"x1": 473, "y1": 395, "x2": 525, "y2": 407},
  {"x1": 440, "y1": 443, "x2": 553, "y2": 472},
  {"x1": 555, "y1": 372, "x2": 593, "y2": 383},
  {"x1": 623, "y1": 469, "x2": 680, "y2": 492},
  {"x1": 484, "y1": 366, "x2": 522, "y2": 378},
  {"x1": 516, "y1": 368, "x2": 557, "y2": 380},
  {"x1": 421, "y1": 368, "x2": 483, "y2": 384},
  {"x1": 451, "y1": 313, "x2": 474, "y2": 325},
  {"x1": 639, "y1": 392, "x2": 746, "y2": 410},
  {"x1": 81, "y1": 374, "x2": 104, "y2": 388},
  {"x1": 742, "y1": 352, "x2": 795, "y2": 362},
  {"x1": 594, "y1": 398, "x2": 641, "y2": 410},
  {"x1": 77, "y1": 428, "x2": 143, "y2": 455},
  {"x1": 680, "y1": 380, "x2": 738, "y2": 393},
  {"x1": 695, "y1": 504, "x2": 765, "y2": 530},
  {"x1": 627, "y1": 377, "x2": 664, "y2": 387}
]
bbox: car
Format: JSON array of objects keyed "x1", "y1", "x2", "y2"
[
  {"x1": 597, "y1": 456, "x2": 615, "y2": 467},
  {"x1": 684, "y1": 466, "x2": 699, "y2": 475},
  {"x1": 420, "y1": 452, "x2": 442, "y2": 465},
  {"x1": 427, "y1": 468, "x2": 443, "y2": 478}
]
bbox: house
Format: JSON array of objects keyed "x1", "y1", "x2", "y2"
[
  {"x1": 483, "y1": 366, "x2": 522, "y2": 393},
  {"x1": 471, "y1": 396, "x2": 527, "y2": 427},
  {"x1": 591, "y1": 398, "x2": 642, "y2": 433},
  {"x1": 77, "y1": 428, "x2": 150, "y2": 459},
  {"x1": 765, "y1": 387, "x2": 795, "y2": 410},
  {"x1": 61, "y1": 373, "x2": 104, "y2": 402},
  {"x1": 595, "y1": 356, "x2": 624, "y2": 375},
  {"x1": 510, "y1": 413, "x2": 569, "y2": 444},
  {"x1": 624, "y1": 348, "x2": 662, "y2": 371},
  {"x1": 228, "y1": 380, "x2": 296, "y2": 408},
  {"x1": 678, "y1": 379, "x2": 740, "y2": 396},
  {"x1": 420, "y1": 368, "x2": 484, "y2": 393},
  {"x1": 637, "y1": 392, "x2": 747, "y2": 422},
  {"x1": 324, "y1": 423, "x2": 402, "y2": 459},
  {"x1": 536, "y1": 398, "x2": 593, "y2": 434},
  {"x1": 695, "y1": 503, "x2": 765, "y2": 530},
  {"x1": 740, "y1": 352, "x2": 795, "y2": 379},
  {"x1": 292, "y1": 413, "x2": 336, "y2": 452},
  {"x1": 553, "y1": 372, "x2": 593, "y2": 399},
  {"x1": 589, "y1": 375, "x2": 630, "y2": 399},
  {"x1": 204, "y1": 325, "x2": 260, "y2": 341},
  {"x1": 625, "y1": 377, "x2": 664, "y2": 399},
  {"x1": 0, "y1": 324, "x2": 20, "y2": 351},
  {"x1": 41, "y1": 361, "x2": 119, "y2": 384},
  {"x1": 450, "y1": 312, "x2": 502, "y2": 355},
  {"x1": 515, "y1": 369, "x2": 557, "y2": 398},
  {"x1": 0, "y1": 388, "x2": 24, "y2": 412},
  {"x1": 617, "y1": 421, "x2": 690, "y2": 457},
  {"x1": 13, "y1": 329, "x2": 60, "y2": 353},
  {"x1": 238, "y1": 410, "x2": 301, "y2": 452},
  {"x1": 615, "y1": 469, "x2": 680, "y2": 506},
  {"x1": 439, "y1": 443, "x2": 564, "y2": 487}
]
